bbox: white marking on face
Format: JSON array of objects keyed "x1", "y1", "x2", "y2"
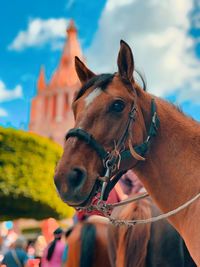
[{"x1": 85, "y1": 87, "x2": 102, "y2": 107}]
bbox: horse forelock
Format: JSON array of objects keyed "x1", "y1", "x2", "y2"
[
  {"x1": 74, "y1": 73, "x2": 115, "y2": 101},
  {"x1": 74, "y1": 71, "x2": 146, "y2": 104}
]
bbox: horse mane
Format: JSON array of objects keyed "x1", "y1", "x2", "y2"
[
  {"x1": 169, "y1": 101, "x2": 197, "y2": 122},
  {"x1": 66, "y1": 220, "x2": 111, "y2": 267},
  {"x1": 80, "y1": 222, "x2": 96, "y2": 267},
  {"x1": 65, "y1": 226, "x2": 74, "y2": 238},
  {"x1": 156, "y1": 96, "x2": 200, "y2": 130},
  {"x1": 66, "y1": 223, "x2": 96, "y2": 267},
  {"x1": 110, "y1": 197, "x2": 152, "y2": 267}
]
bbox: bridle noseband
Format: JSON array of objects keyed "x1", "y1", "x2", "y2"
[{"x1": 66, "y1": 94, "x2": 160, "y2": 202}]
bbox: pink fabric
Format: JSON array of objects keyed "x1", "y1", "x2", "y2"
[
  {"x1": 107, "y1": 187, "x2": 121, "y2": 203},
  {"x1": 76, "y1": 188, "x2": 120, "y2": 220},
  {"x1": 41, "y1": 240, "x2": 65, "y2": 267}
]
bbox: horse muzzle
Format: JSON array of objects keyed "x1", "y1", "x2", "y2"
[{"x1": 54, "y1": 167, "x2": 100, "y2": 207}]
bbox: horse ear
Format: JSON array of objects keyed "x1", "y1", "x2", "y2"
[
  {"x1": 117, "y1": 40, "x2": 134, "y2": 81},
  {"x1": 75, "y1": 56, "x2": 95, "y2": 84}
]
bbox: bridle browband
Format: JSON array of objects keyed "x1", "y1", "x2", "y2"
[{"x1": 66, "y1": 86, "x2": 160, "y2": 202}]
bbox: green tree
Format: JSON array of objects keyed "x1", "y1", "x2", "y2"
[{"x1": 0, "y1": 127, "x2": 74, "y2": 221}]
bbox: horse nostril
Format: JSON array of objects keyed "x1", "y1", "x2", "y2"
[{"x1": 68, "y1": 167, "x2": 86, "y2": 189}]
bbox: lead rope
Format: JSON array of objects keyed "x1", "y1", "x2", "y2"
[{"x1": 81, "y1": 192, "x2": 200, "y2": 226}]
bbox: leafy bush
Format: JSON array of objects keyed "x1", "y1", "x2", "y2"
[{"x1": 0, "y1": 127, "x2": 74, "y2": 220}]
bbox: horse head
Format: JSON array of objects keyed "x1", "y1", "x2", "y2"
[{"x1": 54, "y1": 40, "x2": 152, "y2": 207}]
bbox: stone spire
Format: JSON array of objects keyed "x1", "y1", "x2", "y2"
[
  {"x1": 61, "y1": 20, "x2": 82, "y2": 64},
  {"x1": 30, "y1": 20, "x2": 84, "y2": 145},
  {"x1": 37, "y1": 66, "x2": 46, "y2": 91},
  {"x1": 49, "y1": 20, "x2": 83, "y2": 88}
]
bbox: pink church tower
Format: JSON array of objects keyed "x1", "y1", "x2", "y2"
[{"x1": 29, "y1": 20, "x2": 83, "y2": 145}]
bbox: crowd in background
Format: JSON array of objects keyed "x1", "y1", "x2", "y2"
[
  {"x1": 0, "y1": 170, "x2": 143, "y2": 267},
  {"x1": 0, "y1": 227, "x2": 70, "y2": 267}
]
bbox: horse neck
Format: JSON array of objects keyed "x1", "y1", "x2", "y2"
[{"x1": 134, "y1": 92, "x2": 200, "y2": 227}]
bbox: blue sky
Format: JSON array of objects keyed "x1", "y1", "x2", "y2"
[{"x1": 0, "y1": 0, "x2": 200, "y2": 129}]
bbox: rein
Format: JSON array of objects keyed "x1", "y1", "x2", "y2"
[{"x1": 80, "y1": 192, "x2": 200, "y2": 226}]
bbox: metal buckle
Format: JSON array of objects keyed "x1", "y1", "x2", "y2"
[{"x1": 129, "y1": 106, "x2": 137, "y2": 119}]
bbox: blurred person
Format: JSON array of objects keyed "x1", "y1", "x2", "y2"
[
  {"x1": 119, "y1": 169, "x2": 144, "y2": 196},
  {"x1": 26, "y1": 240, "x2": 42, "y2": 267},
  {"x1": 1, "y1": 229, "x2": 18, "y2": 256},
  {"x1": 34, "y1": 235, "x2": 46, "y2": 264},
  {"x1": 26, "y1": 241, "x2": 35, "y2": 259},
  {"x1": 27, "y1": 258, "x2": 40, "y2": 267},
  {"x1": 41, "y1": 228, "x2": 65, "y2": 267},
  {"x1": 0, "y1": 235, "x2": 4, "y2": 263},
  {"x1": 1, "y1": 236, "x2": 29, "y2": 267}
]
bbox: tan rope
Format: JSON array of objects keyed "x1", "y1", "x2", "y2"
[
  {"x1": 106, "y1": 192, "x2": 200, "y2": 226},
  {"x1": 83, "y1": 192, "x2": 200, "y2": 226},
  {"x1": 106, "y1": 192, "x2": 149, "y2": 208}
]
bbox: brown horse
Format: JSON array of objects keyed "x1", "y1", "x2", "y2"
[
  {"x1": 54, "y1": 40, "x2": 200, "y2": 264},
  {"x1": 65, "y1": 216, "x2": 111, "y2": 267},
  {"x1": 108, "y1": 197, "x2": 196, "y2": 267}
]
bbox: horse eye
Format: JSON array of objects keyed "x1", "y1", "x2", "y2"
[{"x1": 110, "y1": 100, "x2": 125, "y2": 112}]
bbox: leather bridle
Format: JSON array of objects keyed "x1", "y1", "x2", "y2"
[
  {"x1": 66, "y1": 87, "x2": 160, "y2": 202},
  {"x1": 65, "y1": 83, "x2": 200, "y2": 227}
]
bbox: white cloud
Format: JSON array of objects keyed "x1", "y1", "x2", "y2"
[
  {"x1": 9, "y1": 18, "x2": 69, "y2": 51},
  {"x1": 0, "y1": 108, "x2": 8, "y2": 117},
  {"x1": 86, "y1": 0, "x2": 200, "y2": 103},
  {"x1": 106, "y1": 0, "x2": 135, "y2": 11},
  {"x1": 0, "y1": 80, "x2": 23, "y2": 102}
]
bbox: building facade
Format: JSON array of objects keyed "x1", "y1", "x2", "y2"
[{"x1": 29, "y1": 20, "x2": 83, "y2": 145}]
